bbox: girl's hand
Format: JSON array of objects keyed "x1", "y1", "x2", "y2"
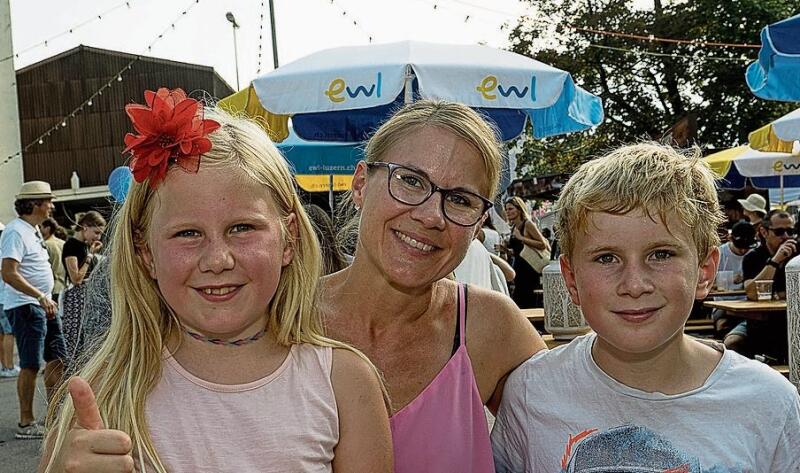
[{"x1": 50, "y1": 378, "x2": 135, "y2": 472}]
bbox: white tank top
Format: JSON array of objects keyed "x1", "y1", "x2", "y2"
[{"x1": 144, "y1": 343, "x2": 338, "y2": 472}]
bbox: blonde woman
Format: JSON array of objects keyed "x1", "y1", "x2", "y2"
[
  {"x1": 504, "y1": 196, "x2": 550, "y2": 308},
  {"x1": 323, "y1": 100, "x2": 545, "y2": 472},
  {"x1": 40, "y1": 89, "x2": 392, "y2": 473}
]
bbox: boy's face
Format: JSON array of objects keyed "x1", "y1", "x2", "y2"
[{"x1": 561, "y1": 210, "x2": 718, "y2": 356}]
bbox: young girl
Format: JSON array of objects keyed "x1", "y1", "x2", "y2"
[
  {"x1": 40, "y1": 88, "x2": 392, "y2": 473},
  {"x1": 60, "y1": 210, "x2": 106, "y2": 374}
]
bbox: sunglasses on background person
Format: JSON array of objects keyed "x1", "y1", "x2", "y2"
[{"x1": 768, "y1": 227, "x2": 796, "y2": 237}]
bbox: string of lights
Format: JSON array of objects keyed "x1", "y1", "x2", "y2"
[
  {"x1": 256, "y1": 1, "x2": 267, "y2": 74},
  {"x1": 0, "y1": 1, "x2": 137, "y2": 64},
  {"x1": 424, "y1": 0, "x2": 763, "y2": 50},
  {"x1": 322, "y1": 0, "x2": 376, "y2": 43},
  {"x1": 0, "y1": 0, "x2": 205, "y2": 169},
  {"x1": 589, "y1": 43, "x2": 753, "y2": 62},
  {"x1": 573, "y1": 26, "x2": 760, "y2": 49}
]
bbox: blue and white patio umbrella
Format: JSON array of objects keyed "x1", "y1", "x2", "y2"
[
  {"x1": 252, "y1": 41, "x2": 604, "y2": 143},
  {"x1": 746, "y1": 13, "x2": 800, "y2": 102}
]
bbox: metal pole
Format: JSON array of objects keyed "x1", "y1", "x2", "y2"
[
  {"x1": 268, "y1": 0, "x2": 279, "y2": 68},
  {"x1": 232, "y1": 24, "x2": 240, "y2": 90},
  {"x1": 226, "y1": 12, "x2": 241, "y2": 90}
]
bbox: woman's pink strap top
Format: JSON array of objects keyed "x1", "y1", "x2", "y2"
[{"x1": 389, "y1": 283, "x2": 495, "y2": 473}]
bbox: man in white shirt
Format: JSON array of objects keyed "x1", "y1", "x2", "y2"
[{"x1": 0, "y1": 181, "x2": 66, "y2": 440}]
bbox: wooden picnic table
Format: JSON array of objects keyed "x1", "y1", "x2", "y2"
[
  {"x1": 520, "y1": 307, "x2": 544, "y2": 324},
  {"x1": 706, "y1": 289, "x2": 746, "y2": 298},
  {"x1": 702, "y1": 299, "x2": 786, "y2": 322}
]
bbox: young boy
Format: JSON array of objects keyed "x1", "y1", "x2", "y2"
[{"x1": 491, "y1": 143, "x2": 800, "y2": 472}]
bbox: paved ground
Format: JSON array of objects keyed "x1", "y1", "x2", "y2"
[{"x1": 0, "y1": 373, "x2": 48, "y2": 472}]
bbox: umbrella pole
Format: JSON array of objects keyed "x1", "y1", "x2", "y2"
[
  {"x1": 781, "y1": 174, "x2": 785, "y2": 206},
  {"x1": 403, "y1": 66, "x2": 416, "y2": 104}
]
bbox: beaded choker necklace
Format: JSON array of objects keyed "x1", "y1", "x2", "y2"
[{"x1": 184, "y1": 327, "x2": 268, "y2": 347}]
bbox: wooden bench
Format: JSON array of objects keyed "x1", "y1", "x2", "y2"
[{"x1": 773, "y1": 365, "x2": 790, "y2": 378}]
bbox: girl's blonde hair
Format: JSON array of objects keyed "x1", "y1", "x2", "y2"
[{"x1": 45, "y1": 108, "x2": 382, "y2": 472}]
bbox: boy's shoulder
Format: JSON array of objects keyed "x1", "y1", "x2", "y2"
[
  {"x1": 718, "y1": 347, "x2": 798, "y2": 404},
  {"x1": 505, "y1": 334, "x2": 592, "y2": 395}
]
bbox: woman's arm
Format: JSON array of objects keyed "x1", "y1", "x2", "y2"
[
  {"x1": 489, "y1": 253, "x2": 515, "y2": 282},
  {"x1": 466, "y1": 286, "x2": 546, "y2": 415},
  {"x1": 521, "y1": 220, "x2": 549, "y2": 251},
  {"x1": 330, "y1": 349, "x2": 393, "y2": 472},
  {"x1": 64, "y1": 256, "x2": 91, "y2": 286}
]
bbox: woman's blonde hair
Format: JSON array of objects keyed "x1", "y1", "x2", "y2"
[
  {"x1": 505, "y1": 196, "x2": 531, "y2": 222},
  {"x1": 336, "y1": 100, "x2": 503, "y2": 250},
  {"x1": 45, "y1": 107, "x2": 382, "y2": 472},
  {"x1": 555, "y1": 142, "x2": 724, "y2": 260}
]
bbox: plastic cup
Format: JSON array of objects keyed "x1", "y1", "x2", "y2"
[
  {"x1": 754, "y1": 280, "x2": 773, "y2": 301},
  {"x1": 716, "y1": 270, "x2": 734, "y2": 291}
]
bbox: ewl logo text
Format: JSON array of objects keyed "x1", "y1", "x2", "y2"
[
  {"x1": 476, "y1": 75, "x2": 537, "y2": 101},
  {"x1": 325, "y1": 73, "x2": 382, "y2": 103},
  {"x1": 772, "y1": 160, "x2": 800, "y2": 172}
]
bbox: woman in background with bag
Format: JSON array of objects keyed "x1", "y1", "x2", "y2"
[{"x1": 504, "y1": 197, "x2": 550, "y2": 308}]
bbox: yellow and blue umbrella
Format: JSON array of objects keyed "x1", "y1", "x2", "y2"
[
  {"x1": 251, "y1": 41, "x2": 603, "y2": 143},
  {"x1": 746, "y1": 14, "x2": 800, "y2": 102},
  {"x1": 749, "y1": 107, "x2": 800, "y2": 153},
  {"x1": 704, "y1": 145, "x2": 800, "y2": 196}
]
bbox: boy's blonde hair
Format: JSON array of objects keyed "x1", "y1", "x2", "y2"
[
  {"x1": 555, "y1": 142, "x2": 724, "y2": 261},
  {"x1": 45, "y1": 108, "x2": 380, "y2": 472}
]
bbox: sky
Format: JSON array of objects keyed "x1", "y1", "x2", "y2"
[{"x1": 9, "y1": 0, "x2": 539, "y2": 91}]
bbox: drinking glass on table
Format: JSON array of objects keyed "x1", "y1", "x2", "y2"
[{"x1": 754, "y1": 280, "x2": 773, "y2": 301}]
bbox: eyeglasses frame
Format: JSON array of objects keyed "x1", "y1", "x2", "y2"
[{"x1": 366, "y1": 161, "x2": 494, "y2": 227}]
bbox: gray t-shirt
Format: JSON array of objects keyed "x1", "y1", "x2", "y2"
[{"x1": 492, "y1": 334, "x2": 800, "y2": 473}]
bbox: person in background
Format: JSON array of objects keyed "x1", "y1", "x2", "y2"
[
  {"x1": 477, "y1": 214, "x2": 501, "y2": 255},
  {"x1": 0, "y1": 225, "x2": 21, "y2": 379},
  {"x1": 737, "y1": 193, "x2": 767, "y2": 232},
  {"x1": 40, "y1": 218, "x2": 66, "y2": 305},
  {"x1": 60, "y1": 211, "x2": 106, "y2": 374},
  {"x1": 322, "y1": 100, "x2": 544, "y2": 473},
  {"x1": 711, "y1": 220, "x2": 756, "y2": 336},
  {"x1": 306, "y1": 204, "x2": 349, "y2": 275},
  {"x1": 1, "y1": 181, "x2": 66, "y2": 440},
  {"x1": 503, "y1": 196, "x2": 550, "y2": 309},
  {"x1": 492, "y1": 143, "x2": 800, "y2": 473},
  {"x1": 726, "y1": 210, "x2": 797, "y2": 359}
]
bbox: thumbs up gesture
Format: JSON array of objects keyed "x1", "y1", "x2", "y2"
[{"x1": 46, "y1": 377, "x2": 135, "y2": 472}]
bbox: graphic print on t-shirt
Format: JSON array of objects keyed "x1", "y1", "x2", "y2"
[{"x1": 560, "y1": 425, "x2": 742, "y2": 473}]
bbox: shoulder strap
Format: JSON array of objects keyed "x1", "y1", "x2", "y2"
[{"x1": 451, "y1": 283, "x2": 469, "y2": 355}]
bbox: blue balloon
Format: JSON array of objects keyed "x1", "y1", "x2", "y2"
[{"x1": 108, "y1": 166, "x2": 132, "y2": 203}]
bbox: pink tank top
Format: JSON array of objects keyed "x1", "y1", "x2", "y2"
[
  {"x1": 145, "y1": 343, "x2": 338, "y2": 472},
  {"x1": 389, "y1": 283, "x2": 495, "y2": 473}
]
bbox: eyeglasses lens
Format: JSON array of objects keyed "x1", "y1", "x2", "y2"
[{"x1": 388, "y1": 167, "x2": 485, "y2": 226}]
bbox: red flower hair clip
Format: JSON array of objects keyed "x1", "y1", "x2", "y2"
[{"x1": 122, "y1": 88, "x2": 220, "y2": 188}]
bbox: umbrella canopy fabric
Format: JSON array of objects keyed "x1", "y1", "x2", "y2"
[
  {"x1": 276, "y1": 127, "x2": 363, "y2": 175},
  {"x1": 704, "y1": 145, "x2": 800, "y2": 189},
  {"x1": 749, "y1": 107, "x2": 800, "y2": 153},
  {"x1": 746, "y1": 14, "x2": 800, "y2": 102},
  {"x1": 218, "y1": 84, "x2": 289, "y2": 142},
  {"x1": 252, "y1": 41, "x2": 603, "y2": 142}
]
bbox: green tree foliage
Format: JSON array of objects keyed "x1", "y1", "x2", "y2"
[{"x1": 508, "y1": 0, "x2": 797, "y2": 178}]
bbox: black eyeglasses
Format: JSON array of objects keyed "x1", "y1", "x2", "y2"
[
  {"x1": 768, "y1": 227, "x2": 796, "y2": 237},
  {"x1": 367, "y1": 162, "x2": 493, "y2": 227}
]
